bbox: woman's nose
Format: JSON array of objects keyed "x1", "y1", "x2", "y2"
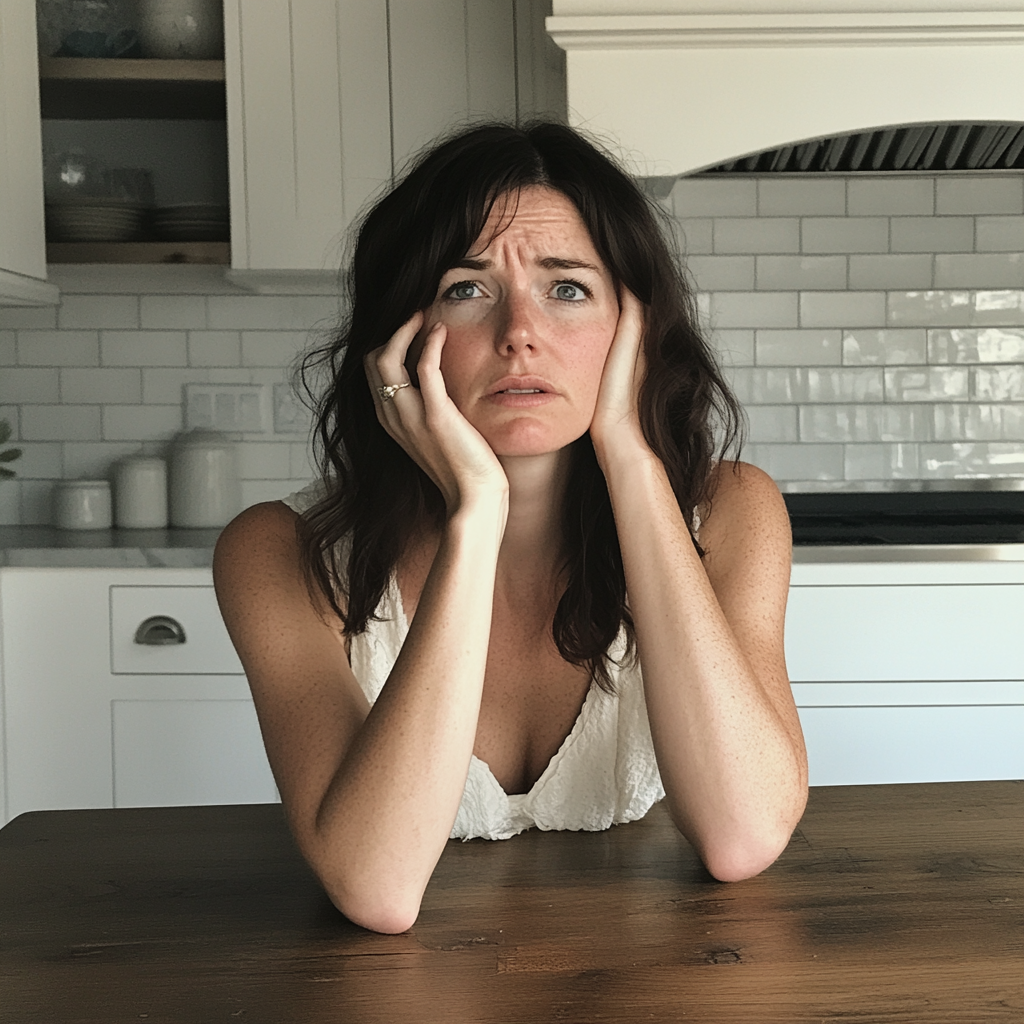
[{"x1": 495, "y1": 290, "x2": 539, "y2": 354}]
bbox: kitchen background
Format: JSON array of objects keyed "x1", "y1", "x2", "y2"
[{"x1": 3, "y1": 169, "x2": 1023, "y2": 524}]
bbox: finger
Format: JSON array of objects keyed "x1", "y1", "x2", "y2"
[
  {"x1": 416, "y1": 322, "x2": 451, "y2": 411},
  {"x1": 375, "y1": 310, "x2": 424, "y2": 386}
]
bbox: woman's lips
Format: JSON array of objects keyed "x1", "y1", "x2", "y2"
[{"x1": 485, "y1": 390, "x2": 558, "y2": 408}]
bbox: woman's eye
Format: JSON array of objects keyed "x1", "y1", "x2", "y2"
[
  {"x1": 553, "y1": 281, "x2": 588, "y2": 302},
  {"x1": 445, "y1": 281, "x2": 482, "y2": 301}
]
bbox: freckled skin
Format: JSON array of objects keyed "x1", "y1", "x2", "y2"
[{"x1": 415, "y1": 186, "x2": 621, "y2": 458}]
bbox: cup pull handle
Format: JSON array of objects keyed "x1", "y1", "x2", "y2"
[{"x1": 134, "y1": 615, "x2": 187, "y2": 645}]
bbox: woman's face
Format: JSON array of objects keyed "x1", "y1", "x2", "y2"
[{"x1": 417, "y1": 186, "x2": 620, "y2": 458}]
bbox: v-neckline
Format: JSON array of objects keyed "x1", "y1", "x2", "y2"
[{"x1": 391, "y1": 575, "x2": 600, "y2": 800}]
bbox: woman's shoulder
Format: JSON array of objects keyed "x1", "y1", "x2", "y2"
[{"x1": 698, "y1": 461, "x2": 791, "y2": 563}]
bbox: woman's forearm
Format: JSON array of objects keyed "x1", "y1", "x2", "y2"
[
  {"x1": 309, "y1": 495, "x2": 506, "y2": 931},
  {"x1": 600, "y1": 451, "x2": 806, "y2": 880}
]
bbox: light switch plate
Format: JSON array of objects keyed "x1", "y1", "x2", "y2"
[{"x1": 184, "y1": 383, "x2": 269, "y2": 433}]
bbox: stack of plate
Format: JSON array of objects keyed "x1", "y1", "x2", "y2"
[
  {"x1": 46, "y1": 201, "x2": 146, "y2": 242},
  {"x1": 153, "y1": 205, "x2": 230, "y2": 242}
]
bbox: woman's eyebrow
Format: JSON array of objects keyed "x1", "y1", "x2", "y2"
[{"x1": 448, "y1": 256, "x2": 600, "y2": 272}]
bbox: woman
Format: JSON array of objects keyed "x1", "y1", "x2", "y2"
[{"x1": 214, "y1": 121, "x2": 807, "y2": 935}]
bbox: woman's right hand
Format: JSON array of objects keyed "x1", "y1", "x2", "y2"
[{"x1": 365, "y1": 312, "x2": 508, "y2": 515}]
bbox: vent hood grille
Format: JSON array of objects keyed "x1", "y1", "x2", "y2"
[{"x1": 703, "y1": 123, "x2": 1024, "y2": 174}]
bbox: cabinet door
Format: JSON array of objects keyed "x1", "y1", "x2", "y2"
[
  {"x1": 224, "y1": 0, "x2": 392, "y2": 273},
  {"x1": 0, "y1": 0, "x2": 58, "y2": 305}
]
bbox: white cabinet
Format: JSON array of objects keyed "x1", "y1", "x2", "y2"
[
  {"x1": 787, "y1": 559, "x2": 1024, "y2": 787},
  {"x1": 0, "y1": 0, "x2": 58, "y2": 306},
  {"x1": 0, "y1": 567, "x2": 276, "y2": 826},
  {"x1": 224, "y1": 0, "x2": 565, "y2": 284}
]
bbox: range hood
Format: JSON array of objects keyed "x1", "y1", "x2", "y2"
[{"x1": 548, "y1": 1, "x2": 1024, "y2": 176}]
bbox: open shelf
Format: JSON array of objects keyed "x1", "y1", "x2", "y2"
[
  {"x1": 47, "y1": 242, "x2": 230, "y2": 265},
  {"x1": 39, "y1": 58, "x2": 226, "y2": 119}
]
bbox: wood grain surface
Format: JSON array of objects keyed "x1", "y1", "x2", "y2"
[{"x1": 1, "y1": 781, "x2": 1021, "y2": 1023}]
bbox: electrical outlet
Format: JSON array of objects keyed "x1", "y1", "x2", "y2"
[
  {"x1": 273, "y1": 383, "x2": 313, "y2": 435},
  {"x1": 184, "y1": 383, "x2": 269, "y2": 433}
]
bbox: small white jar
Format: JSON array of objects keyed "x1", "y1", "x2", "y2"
[
  {"x1": 54, "y1": 479, "x2": 113, "y2": 530},
  {"x1": 114, "y1": 456, "x2": 168, "y2": 528}
]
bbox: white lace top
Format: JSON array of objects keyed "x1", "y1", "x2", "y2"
[{"x1": 281, "y1": 481, "x2": 665, "y2": 841}]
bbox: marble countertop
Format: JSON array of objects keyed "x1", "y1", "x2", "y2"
[{"x1": 0, "y1": 526, "x2": 221, "y2": 568}]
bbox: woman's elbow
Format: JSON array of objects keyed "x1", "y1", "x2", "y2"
[
  {"x1": 324, "y1": 882, "x2": 422, "y2": 934},
  {"x1": 698, "y1": 816, "x2": 804, "y2": 882}
]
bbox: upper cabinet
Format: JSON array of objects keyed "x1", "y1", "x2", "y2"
[
  {"x1": 0, "y1": 0, "x2": 58, "y2": 305},
  {"x1": 226, "y1": 0, "x2": 565, "y2": 287},
  {"x1": 0, "y1": 0, "x2": 565, "y2": 303}
]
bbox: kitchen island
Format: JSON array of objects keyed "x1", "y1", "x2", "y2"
[{"x1": 0, "y1": 781, "x2": 1021, "y2": 1022}]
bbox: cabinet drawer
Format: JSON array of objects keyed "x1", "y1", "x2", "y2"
[
  {"x1": 786, "y1": 584, "x2": 1024, "y2": 681},
  {"x1": 110, "y1": 586, "x2": 244, "y2": 675}
]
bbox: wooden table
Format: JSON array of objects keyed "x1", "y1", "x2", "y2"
[{"x1": 1, "y1": 782, "x2": 1021, "y2": 1023}]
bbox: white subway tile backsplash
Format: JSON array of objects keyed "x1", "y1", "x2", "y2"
[
  {"x1": 708, "y1": 292, "x2": 798, "y2": 329},
  {"x1": 755, "y1": 329, "x2": 841, "y2": 366},
  {"x1": 241, "y1": 478, "x2": 302, "y2": 508},
  {"x1": 0, "y1": 480, "x2": 20, "y2": 525},
  {"x1": 709, "y1": 327, "x2": 756, "y2": 367},
  {"x1": 187, "y1": 331, "x2": 242, "y2": 366},
  {"x1": 102, "y1": 404, "x2": 182, "y2": 441},
  {"x1": 207, "y1": 295, "x2": 339, "y2": 332},
  {"x1": 19, "y1": 480, "x2": 52, "y2": 526},
  {"x1": 17, "y1": 330, "x2": 99, "y2": 367},
  {"x1": 934, "y1": 253, "x2": 1024, "y2": 289},
  {"x1": 975, "y1": 216, "x2": 1024, "y2": 253},
  {"x1": 0, "y1": 305, "x2": 58, "y2": 329},
  {"x1": 805, "y1": 368, "x2": 884, "y2": 403},
  {"x1": 932, "y1": 404, "x2": 1024, "y2": 442},
  {"x1": 800, "y1": 403, "x2": 931, "y2": 442},
  {"x1": 890, "y1": 217, "x2": 973, "y2": 253},
  {"x1": 929, "y1": 328, "x2": 1024, "y2": 364},
  {"x1": 101, "y1": 331, "x2": 188, "y2": 367},
  {"x1": 63, "y1": 441, "x2": 142, "y2": 478},
  {"x1": 673, "y1": 218, "x2": 714, "y2": 255},
  {"x1": 22, "y1": 405, "x2": 101, "y2": 441},
  {"x1": 10, "y1": 442, "x2": 62, "y2": 479},
  {"x1": 799, "y1": 291, "x2": 886, "y2": 328},
  {"x1": 140, "y1": 367, "x2": 214, "y2": 405},
  {"x1": 140, "y1": 295, "x2": 208, "y2": 330},
  {"x1": 843, "y1": 329, "x2": 926, "y2": 365},
  {"x1": 0, "y1": 368, "x2": 59, "y2": 404},
  {"x1": 744, "y1": 442, "x2": 844, "y2": 481},
  {"x1": 685, "y1": 255, "x2": 755, "y2": 291},
  {"x1": 885, "y1": 367, "x2": 969, "y2": 402},
  {"x1": 60, "y1": 368, "x2": 142, "y2": 405},
  {"x1": 744, "y1": 405, "x2": 798, "y2": 442},
  {"x1": 887, "y1": 290, "x2": 972, "y2": 327},
  {"x1": 972, "y1": 365, "x2": 1024, "y2": 401},
  {"x1": 972, "y1": 290, "x2": 1024, "y2": 326},
  {"x1": 237, "y1": 441, "x2": 292, "y2": 479},
  {"x1": 714, "y1": 218, "x2": 800, "y2": 254},
  {"x1": 0, "y1": 331, "x2": 15, "y2": 365},
  {"x1": 935, "y1": 176, "x2": 1024, "y2": 216},
  {"x1": 844, "y1": 442, "x2": 920, "y2": 479},
  {"x1": 847, "y1": 254, "x2": 933, "y2": 291},
  {"x1": 241, "y1": 331, "x2": 314, "y2": 369},
  {"x1": 289, "y1": 442, "x2": 316, "y2": 479},
  {"x1": 58, "y1": 295, "x2": 139, "y2": 330},
  {"x1": 847, "y1": 178, "x2": 934, "y2": 216},
  {"x1": 274, "y1": 383, "x2": 315, "y2": 435},
  {"x1": 921, "y1": 442, "x2": 1024, "y2": 477},
  {"x1": 672, "y1": 177, "x2": 757, "y2": 217},
  {"x1": 757, "y1": 178, "x2": 845, "y2": 216},
  {"x1": 756, "y1": 255, "x2": 846, "y2": 291},
  {"x1": 801, "y1": 217, "x2": 887, "y2": 254}
]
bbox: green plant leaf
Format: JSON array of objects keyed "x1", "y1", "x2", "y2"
[
  {"x1": 0, "y1": 467, "x2": 15, "y2": 479},
  {"x1": 0, "y1": 448, "x2": 22, "y2": 462},
  {"x1": 0, "y1": 419, "x2": 11, "y2": 445}
]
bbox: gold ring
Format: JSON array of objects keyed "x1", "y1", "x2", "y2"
[{"x1": 377, "y1": 382, "x2": 411, "y2": 402}]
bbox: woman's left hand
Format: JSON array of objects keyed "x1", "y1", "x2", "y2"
[{"x1": 590, "y1": 288, "x2": 651, "y2": 463}]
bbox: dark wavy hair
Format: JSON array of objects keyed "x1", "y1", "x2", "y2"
[{"x1": 297, "y1": 120, "x2": 742, "y2": 691}]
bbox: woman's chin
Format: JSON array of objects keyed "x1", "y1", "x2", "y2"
[{"x1": 483, "y1": 422, "x2": 588, "y2": 459}]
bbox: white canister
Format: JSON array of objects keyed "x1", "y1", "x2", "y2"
[
  {"x1": 136, "y1": 0, "x2": 224, "y2": 59},
  {"x1": 54, "y1": 479, "x2": 113, "y2": 530},
  {"x1": 169, "y1": 430, "x2": 240, "y2": 528},
  {"x1": 114, "y1": 456, "x2": 168, "y2": 528}
]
